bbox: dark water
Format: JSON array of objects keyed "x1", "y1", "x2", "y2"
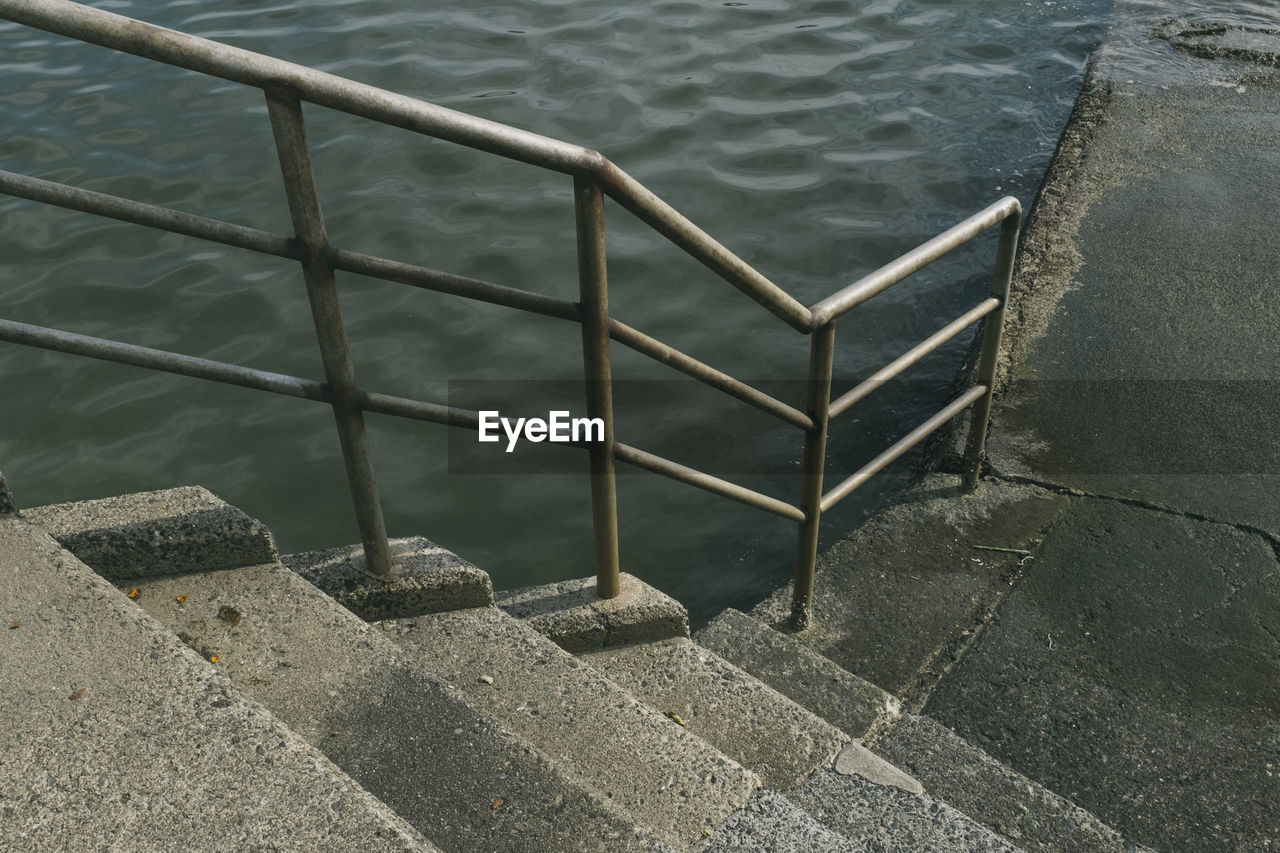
[{"x1": 0, "y1": 0, "x2": 1109, "y2": 623}]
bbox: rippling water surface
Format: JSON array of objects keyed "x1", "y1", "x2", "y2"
[{"x1": 1, "y1": 0, "x2": 1110, "y2": 621}]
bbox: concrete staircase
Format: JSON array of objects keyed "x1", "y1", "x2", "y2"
[{"x1": 3, "y1": 480, "x2": 1152, "y2": 852}]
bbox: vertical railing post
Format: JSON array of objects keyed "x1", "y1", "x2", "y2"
[
  {"x1": 265, "y1": 87, "x2": 393, "y2": 577},
  {"x1": 573, "y1": 175, "x2": 621, "y2": 599},
  {"x1": 963, "y1": 204, "x2": 1021, "y2": 491},
  {"x1": 792, "y1": 323, "x2": 836, "y2": 630}
]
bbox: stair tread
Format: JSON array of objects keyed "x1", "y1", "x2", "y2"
[
  {"x1": 583, "y1": 637, "x2": 848, "y2": 791},
  {"x1": 873, "y1": 714, "x2": 1156, "y2": 853},
  {"x1": 0, "y1": 516, "x2": 431, "y2": 852},
  {"x1": 791, "y1": 770, "x2": 1025, "y2": 852},
  {"x1": 128, "y1": 561, "x2": 667, "y2": 853},
  {"x1": 695, "y1": 608, "x2": 895, "y2": 739},
  {"x1": 713, "y1": 605, "x2": 1151, "y2": 852},
  {"x1": 694, "y1": 790, "x2": 860, "y2": 853},
  {"x1": 381, "y1": 606, "x2": 759, "y2": 850}
]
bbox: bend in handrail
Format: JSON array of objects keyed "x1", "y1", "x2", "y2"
[{"x1": 809, "y1": 195, "x2": 1020, "y2": 329}]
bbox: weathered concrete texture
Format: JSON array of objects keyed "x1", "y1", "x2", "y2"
[
  {"x1": 937, "y1": 19, "x2": 1280, "y2": 847},
  {"x1": 380, "y1": 606, "x2": 759, "y2": 848},
  {"x1": 0, "y1": 470, "x2": 14, "y2": 514},
  {"x1": 283, "y1": 536, "x2": 493, "y2": 620},
  {"x1": 986, "y1": 77, "x2": 1280, "y2": 537},
  {"x1": 23, "y1": 486, "x2": 276, "y2": 579},
  {"x1": 790, "y1": 770, "x2": 1023, "y2": 852},
  {"x1": 752, "y1": 474, "x2": 1070, "y2": 698},
  {"x1": 870, "y1": 713, "x2": 1153, "y2": 853},
  {"x1": 0, "y1": 517, "x2": 431, "y2": 852},
  {"x1": 129, "y1": 562, "x2": 667, "y2": 853},
  {"x1": 695, "y1": 608, "x2": 896, "y2": 739},
  {"x1": 697, "y1": 606, "x2": 1144, "y2": 851},
  {"x1": 583, "y1": 637, "x2": 848, "y2": 791},
  {"x1": 498, "y1": 572, "x2": 689, "y2": 652},
  {"x1": 925, "y1": 496, "x2": 1280, "y2": 851},
  {"x1": 693, "y1": 790, "x2": 858, "y2": 853}
]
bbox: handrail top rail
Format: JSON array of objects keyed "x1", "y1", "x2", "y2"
[
  {"x1": 1, "y1": 0, "x2": 591, "y2": 173},
  {"x1": 0, "y1": 0, "x2": 813, "y2": 331}
]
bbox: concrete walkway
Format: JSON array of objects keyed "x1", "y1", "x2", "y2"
[{"x1": 796, "y1": 3, "x2": 1280, "y2": 850}]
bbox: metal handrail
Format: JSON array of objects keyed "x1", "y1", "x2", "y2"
[{"x1": 0, "y1": 0, "x2": 1020, "y2": 628}]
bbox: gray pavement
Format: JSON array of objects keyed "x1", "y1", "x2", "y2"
[{"x1": 806, "y1": 4, "x2": 1280, "y2": 850}]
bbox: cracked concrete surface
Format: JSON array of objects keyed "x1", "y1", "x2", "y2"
[
  {"x1": 925, "y1": 8, "x2": 1280, "y2": 847},
  {"x1": 790, "y1": 5, "x2": 1280, "y2": 848},
  {"x1": 925, "y1": 488, "x2": 1280, "y2": 851}
]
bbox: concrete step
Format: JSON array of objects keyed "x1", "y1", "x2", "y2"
[
  {"x1": 377, "y1": 605, "x2": 760, "y2": 850},
  {"x1": 495, "y1": 572, "x2": 690, "y2": 653},
  {"x1": 579, "y1": 635, "x2": 1034, "y2": 850},
  {"x1": 0, "y1": 514, "x2": 431, "y2": 852},
  {"x1": 283, "y1": 537, "x2": 493, "y2": 621},
  {"x1": 695, "y1": 608, "x2": 898, "y2": 739},
  {"x1": 790, "y1": 770, "x2": 1023, "y2": 852},
  {"x1": 22, "y1": 485, "x2": 278, "y2": 579},
  {"x1": 693, "y1": 790, "x2": 860, "y2": 853},
  {"x1": 701, "y1": 607, "x2": 1152, "y2": 853},
  {"x1": 749, "y1": 475, "x2": 1071, "y2": 699},
  {"x1": 120, "y1": 560, "x2": 671, "y2": 852},
  {"x1": 870, "y1": 714, "x2": 1156, "y2": 853},
  {"x1": 581, "y1": 637, "x2": 849, "y2": 792}
]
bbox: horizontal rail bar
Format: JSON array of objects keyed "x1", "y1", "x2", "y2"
[
  {"x1": 0, "y1": 166, "x2": 811, "y2": 431},
  {"x1": 329, "y1": 248, "x2": 580, "y2": 323},
  {"x1": 0, "y1": 0, "x2": 592, "y2": 175},
  {"x1": 820, "y1": 384, "x2": 987, "y2": 513},
  {"x1": 357, "y1": 390, "x2": 480, "y2": 430},
  {"x1": 594, "y1": 164, "x2": 814, "y2": 333},
  {"x1": 828, "y1": 298, "x2": 1000, "y2": 420},
  {"x1": 0, "y1": 169, "x2": 583, "y2": 323},
  {"x1": 607, "y1": 319, "x2": 813, "y2": 431},
  {"x1": 0, "y1": 318, "x2": 329, "y2": 400},
  {"x1": 613, "y1": 441, "x2": 806, "y2": 523},
  {"x1": 0, "y1": 169, "x2": 296, "y2": 259},
  {"x1": 0, "y1": 317, "x2": 499, "y2": 431},
  {"x1": 809, "y1": 196, "x2": 1020, "y2": 328}
]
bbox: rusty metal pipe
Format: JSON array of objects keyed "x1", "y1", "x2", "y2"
[
  {"x1": 574, "y1": 177, "x2": 621, "y2": 599},
  {"x1": 612, "y1": 442, "x2": 805, "y2": 523},
  {"x1": 266, "y1": 88, "x2": 393, "y2": 577},
  {"x1": 0, "y1": 169, "x2": 296, "y2": 259}
]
